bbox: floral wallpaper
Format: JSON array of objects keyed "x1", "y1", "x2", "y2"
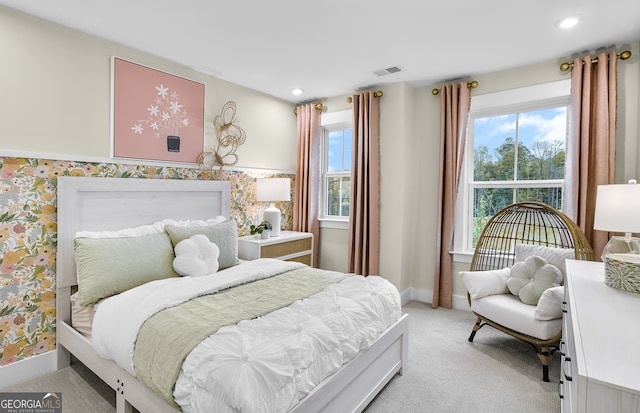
[{"x1": 0, "y1": 156, "x2": 294, "y2": 367}]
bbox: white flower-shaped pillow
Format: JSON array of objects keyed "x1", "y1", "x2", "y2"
[
  {"x1": 507, "y1": 256, "x2": 563, "y2": 305},
  {"x1": 172, "y1": 234, "x2": 220, "y2": 277}
]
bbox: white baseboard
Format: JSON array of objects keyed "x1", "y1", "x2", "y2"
[
  {"x1": 400, "y1": 287, "x2": 470, "y2": 311},
  {"x1": 0, "y1": 351, "x2": 58, "y2": 389},
  {"x1": 451, "y1": 293, "x2": 470, "y2": 310}
]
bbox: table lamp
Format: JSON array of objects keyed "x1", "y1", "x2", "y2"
[
  {"x1": 593, "y1": 179, "x2": 640, "y2": 294},
  {"x1": 256, "y1": 178, "x2": 291, "y2": 237}
]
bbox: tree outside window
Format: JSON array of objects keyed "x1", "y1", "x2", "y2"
[
  {"x1": 324, "y1": 128, "x2": 352, "y2": 218},
  {"x1": 470, "y1": 107, "x2": 567, "y2": 246}
]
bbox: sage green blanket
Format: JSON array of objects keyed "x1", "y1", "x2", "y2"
[{"x1": 133, "y1": 266, "x2": 342, "y2": 408}]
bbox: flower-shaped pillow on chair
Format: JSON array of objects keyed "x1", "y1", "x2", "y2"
[
  {"x1": 173, "y1": 234, "x2": 220, "y2": 277},
  {"x1": 507, "y1": 255, "x2": 563, "y2": 305}
]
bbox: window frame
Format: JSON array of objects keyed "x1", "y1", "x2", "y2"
[
  {"x1": 453, "y1": 80, "x2": 572, "y2": 261},
  {"x1": 319, "y1": 110, "x2": 353, "y2": 229}
]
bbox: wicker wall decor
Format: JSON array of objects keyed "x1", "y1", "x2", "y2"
[{"x1": 199, "y1": 101, "x2": 246, "y2": 176}]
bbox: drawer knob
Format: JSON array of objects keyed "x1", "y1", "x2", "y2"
[
  {"x1": 558, "y1": 380, "x2": 564, "y2": 399},
  {"x1": 563, "y1": 357, "x2": 573, "y2": 381}
]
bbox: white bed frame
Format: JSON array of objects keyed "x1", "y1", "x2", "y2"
[{"x1": 56, "y1": 176, "x2": 408, "y2": 413}]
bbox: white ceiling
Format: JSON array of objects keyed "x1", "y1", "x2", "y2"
[{"x1": 2, "y1": 0, "x2": 640, "y2": 103}]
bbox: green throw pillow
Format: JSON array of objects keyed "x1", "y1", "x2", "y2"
[
  {"x1": 164, "y1": 219, "x2": 239, "y2": 270},
  {"x1": 74, "y1": 232, "x2": 179, "y2": 306},
  {"x1": 507, "y1": 256, "x2": 563, "y2": 305}
]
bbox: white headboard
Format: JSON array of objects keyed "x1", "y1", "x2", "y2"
[{"x1": 57, "y1": 177, "x2": 231, "y2": 289}]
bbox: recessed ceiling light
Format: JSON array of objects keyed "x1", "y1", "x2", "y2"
[
  {"x1": 292, "y1": 88, "x2": 304, "y2": 95},
  {"x1": 556, "y1": 16, "x2": 580, "y2": 29}
]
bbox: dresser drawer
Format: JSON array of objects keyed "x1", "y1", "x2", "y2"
[
  {"x1": 560, "y1": 285, "x2": 577, "y2": 412},
  {"x1": 563, "y1": 260, "x2": 640, "y2": 413}
]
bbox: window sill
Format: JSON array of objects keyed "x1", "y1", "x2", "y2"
[
  {"x1": 319, "y1": 218, "x2": 349, "y2": 230},
  {"x1": 451, "y1": 251, "x2": 473, "y2": 264}
]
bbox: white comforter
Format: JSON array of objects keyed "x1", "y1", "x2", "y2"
[{"x1": 92, "y1": 259, "x2": 401, "y2": 413}]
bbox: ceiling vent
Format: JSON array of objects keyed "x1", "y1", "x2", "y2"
[{"x1": 374, "y1": 66, "x2": 402, "y2": 76}]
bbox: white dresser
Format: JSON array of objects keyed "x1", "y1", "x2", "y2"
[{"x1": 561, "y1": 260, "x2": 640, "y2": 412}]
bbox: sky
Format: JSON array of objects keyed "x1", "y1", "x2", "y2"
[
  {"x1": 327, "y1": 129, "x2": 352, "y2": 172},
  {"x1": 472, "y1": 107, "x2": 568, "y2": 161},
  {"x1": 324, "y1": 107, "x2": 568, "y2": 172}
]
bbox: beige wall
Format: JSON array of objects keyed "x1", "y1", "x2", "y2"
[
  {"x1": 430, "y1": 41, "x2": 640, "y2": 302},
  {"x1": 0, "y1": 6, "x2": 297, "y2": 171},
  {"x1": 319, "y1": 41, "x2": 640, "y2": 304},
  {"x1": 3, "y1": 5, "x2": 639, "y2": 303},
  {"x1": 318, "y1": 83, "x2": 415, "y2": 292},
  {"x1": 318, "y1": 228, "x2": 349, "y2": 271},
  {"x1": 618, "y1": 42, "x2": 640, "y2": 182}
]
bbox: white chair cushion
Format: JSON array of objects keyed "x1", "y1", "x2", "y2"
[
  {"x1": 470, "y1": 294, "x2": 562, "y2": 340},
  {"x1": 460, "y1": 268, "x2": 510, "y2": 299},
  {"x1": 514, "y1": 244, "x2": 574, "y2": 276},
  {"x1": 535, "y1": 286, "x2": 564, "y2": 321}
]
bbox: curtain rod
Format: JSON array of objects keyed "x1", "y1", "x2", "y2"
[
  {"x1": 432, "y1": 80, "x2": 478, "y2": 96},
  {"x1": 346, "y1": 90, "x2": 383, "y2": 103},
  {"x1": 293, "y1": 102, "x2": 323, "y2": 116},
  {"x1": 559, "y1": 50, "x2": 631, "y2": 72}
]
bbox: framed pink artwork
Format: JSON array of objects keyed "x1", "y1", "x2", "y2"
[{"x1": 111, "y1": 57, "x2": 205, "y2": 163}]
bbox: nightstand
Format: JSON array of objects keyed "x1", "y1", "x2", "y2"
[{"x1": 238, "y1": 231, "x2": 313, "y2": 265}]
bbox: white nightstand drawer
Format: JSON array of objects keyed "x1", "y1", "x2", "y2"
[{"x1": 238, "y1": 231, "x2": 313, "y2": 265}]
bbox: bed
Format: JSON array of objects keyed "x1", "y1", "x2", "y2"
[{"x1": 56, "y1": 176, "x2": 408, "y2": 413}]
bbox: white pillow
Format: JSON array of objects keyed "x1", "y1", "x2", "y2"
[
  {"x1": 165, "y1": 219, "x2": 239, "y2": 270},
  {"x1": 173, "y1": 234, "x2": 220, "y2": 277},
  {"x1": 160, "y1": 216, "x2": 227, "y2": 228},
  {"x1": 535, "y1": 286, "x2": 565, "y2": 321},
  {"x1": 460, "y1": 268, "x2": 510, "y2": 299},
  {"x1": 508, "y1": 256, "x2": 563, "y2": 305},
  {"x1": 75, "y1": 216, "x2": 227, "y2": 238},
  {"x1": 75, "y1": 221, "x2": 166, "y2": 238},
  {"x1": 514, "y1": 244, "x2": 574, "y2": 276}
]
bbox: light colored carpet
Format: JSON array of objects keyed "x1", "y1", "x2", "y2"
[
  {"x1": 2, "y1": 359, "x2": 116, "y2": 412},
  {"x1": 2, "y1": 301, "x2": 560, "y2": 412},
  {"x1": 364, "y1": 301, "x2": 560, "y2": 413}
]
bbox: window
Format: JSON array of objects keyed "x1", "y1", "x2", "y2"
[
  {"x1": 321, "y1": 110, "x2": 352, "y2": 223},
  {"x1": 324, "y1": 128, "x2": 352, "y2": 217},
  {"x1": 454, "y1": 80, "x2": 571, "y2": 255}
]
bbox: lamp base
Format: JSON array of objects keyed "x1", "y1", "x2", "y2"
[
  {"x1": 602, "y1": 236, "x2": 640, "y2": 294},
  {"x1": 263, "y1": 204, "x2": 281, "y2": 237}
]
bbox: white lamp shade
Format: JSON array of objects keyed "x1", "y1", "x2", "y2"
[
  {"x1": 256, "y1": 178, "x2": 291, "y2": 202},
  {"x1": 255, "y1": 178, "x2": 290, "y2": 237},
  {"x1": 593, "y1": 182, "x2": 640, "y2": 234}
]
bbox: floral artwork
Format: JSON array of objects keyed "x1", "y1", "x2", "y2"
[
  {"x1": 0, "y1": 156, "x2": 293, "y2": 367},
  {"x1": 133, "y1": 84, "x2": 190, "y2": 141},
  {"x1": 111, "y1": 57, "x2": 205, "y2": 163}
]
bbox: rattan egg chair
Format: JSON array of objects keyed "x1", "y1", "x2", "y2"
[{"x1": 466, "y1": 201, "x2": 594, "y2": 382}]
